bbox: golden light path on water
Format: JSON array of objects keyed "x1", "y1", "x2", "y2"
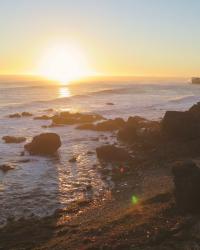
[{"x1": 59, "y1": 86, "x2": 71, "y2": 98}]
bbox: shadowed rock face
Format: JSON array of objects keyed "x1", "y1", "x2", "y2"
[
  {"x1": 96, "y1": 145, "x2": 132, "y2": 162},
  {"x1": 161, "y1": 111, "x2": 199, "y2": 140},
  {"x1": 118, "y1": 116, "x2": 160, "y2": 143},
  {"x1": 161, "y1": 102, "x2": 200, "y2": 141},
  {"x1": 24, "y1": 133, "x2": 61, "y2": 155},
  {"x1": 172, "y1": 160, "x2": 200, "y2": 213}
]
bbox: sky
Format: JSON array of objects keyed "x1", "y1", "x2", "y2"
[{"x1": 1, "y1": 0, "x2": 200, "y2": 78}]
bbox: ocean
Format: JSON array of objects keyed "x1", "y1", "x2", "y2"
[{"x1": 0, "y1": 76, "x2": 200, "y2": 227}]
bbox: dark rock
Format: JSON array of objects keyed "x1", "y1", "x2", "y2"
[
  {"x1": 87, "y1": 151, "x2": 95, "y2": 155},
  {"x1": 17, "y1": 159, "x2": 31, "y2": 163},
  {"x1": 172, "y1": 160, "x2": 200, "y2": 213},
  {"x1": 96, "y1": 145, "x2": 132, "y2": 162},
  {"x1": 2, "y1": 136, "x2": 26, "y2": 143},
  {"x1": 118, "y1": 116, "x2": 160, "y2": 143},
  {"x1": 76, "y1": 123, "x2": 95, "y2": 130},
  {"x1": 44, "y1": 108, "x2": 54, "y2": 112},
  {"x1": 106, "y1": 102, "x2": 114, "y2": 105},
  {"x1": 41, "y1": 125, "x2": 49, "y2": 128},
  {"x1": 0, "y1": 164, "x2": 15, "y2": 172},
  {"x1": 188, "y1": 102, "x2": 200, "y2": 118},
  {"x1": 34, "y1": 115, "x2": 52, "y2": 120},
  {"x1": 52, "y1": 112, "x2": 104, "y2": 125},
  {"x1": 77, "y1": 118, "x2": 125, "y2": 131},
  {"x1": 161, "y1": 111, "x2": 199, "y2": 140},
  {"x1": 24, "y1": 133, "x2": 61, "y2": 155},
  {"x1": 8, "y1": 113, "x2": 21, "y2": 118},
  {"x1": 21, "y1": 112, "x2": 33, "y2": 117},
  {"x1": 69, "y1": 157, "x2": 77, "y2": 163}
]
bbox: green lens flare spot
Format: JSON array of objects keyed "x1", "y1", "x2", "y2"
[{"x1": 131, "y1": 195, "x2": 139, "y2": 205}]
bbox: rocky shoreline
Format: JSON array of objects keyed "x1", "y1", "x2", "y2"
[{"x1": 2, "y1": 102, "x2": 200, "y2": 249}]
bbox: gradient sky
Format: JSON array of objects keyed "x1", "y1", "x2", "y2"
[{"x1": 1, "y1": 0, "x2": 200, "y2": 77}]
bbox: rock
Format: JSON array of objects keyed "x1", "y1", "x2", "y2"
[
  {"x1": 44, "y1": 108, "x2": 54, "y2": 112},
  {"x1": 21, "y1": 112, "x2": 33, "y2": 117},
  {"x1": 34, "y1": 115, "x2": 52, "y2": 120},
  {"x1": 188, "y1": 102, "x2": 200, "y2": 118},
  {"x1": 106, "y1": 102, "x2": 114, "y2": 105},
  {"x1": 69, "y1": 157, "x2": 77, "y2": 163},
  {"x1": 24, "y1": 133, "x2": 61, "y2": 155},
  {"x1": 172, "y1": 160, "x2": 200, "y2": 213},
  {"x1": 161, "y1": 111, "x2": 199, "y2": 140},
  {"x1": 8, "y1": 113, "x2": 21, "y2": 118},
  {"x1": 96, "y1": 145, "x2": 132, "y2": 162},
  {"x1": 76, "y1": 123, "x2": 95, "y2": 130},
  {"x1": 2, "y1": 136, "x2": 26, "y2": 143},
  {"x1": 52, "y1": 112, "x2": 104, "y2": 125},
  {"x1": 77, "y1": 118, "x2": 125, "y2": 131},
  {"x1": 118, "y1": 116, "x2": 159, "y2": 143},
  {"x1": 17, "y1": 159, "x2": 31, "y2": 163},
  {"x1": 0, "y1": 164, "x2": 15, "y2": 172},
  {"x1": 87, "y1": 151, "x2": 95, "y2": 155}
]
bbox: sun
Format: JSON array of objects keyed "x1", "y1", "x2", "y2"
[{"x1": 37, "y1": 44, "x2": 93, "y2": 84}]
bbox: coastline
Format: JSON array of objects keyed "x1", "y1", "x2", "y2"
[{"x1": 2, "y1": 103, "x2": 200, "y2": 249}]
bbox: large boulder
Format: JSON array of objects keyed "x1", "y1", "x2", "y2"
[
  {"x1": 172, "y1": 160, "x2": 200, "y2": 213},
  {"x1": 96, "y1": 145, "x2": 132, "y2": 162},
  {"x1": 24, "y1": 133, "x2": 61, "y2": 155},
  {"x1": 161, "y1": 111, "x2": 199, "y2": 140}
]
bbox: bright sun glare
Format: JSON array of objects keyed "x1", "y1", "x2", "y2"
[{"x1": 38, "y1": 44, "x2": 93, "y2": 84}]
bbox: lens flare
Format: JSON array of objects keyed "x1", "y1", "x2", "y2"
[{"x1": 131, "y1": 195, "x2": 139, "y2": 205}]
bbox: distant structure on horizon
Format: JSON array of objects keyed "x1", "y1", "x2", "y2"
[{"x1": 192, "y1": 77, "x2": 200, "y2": 84}]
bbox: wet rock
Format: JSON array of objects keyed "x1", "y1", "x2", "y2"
[
  {"x1": 21, "y1": 112, "x2": 33, "y2": 117},
  {"x1": 34, "y1": 115, "x2": 52, "y2": 120},
  {"x1": 0, "y1": 164, "x2": 15, "y2": 172},
  {"x1": 172, "y1": 160, "x2": 200, "y2": 213},
  {"x1": 118, "y1": 116, "x2": 159, "y2": 142},
  {"x1": 87, "y1": 151, "x2": 95, "y2": 155},
  {"x1": 52, "y1": 112, "x2": 104, "y2": 125},
  {"x1": 161, "y1": 111, "x2": 199, "y2": 140},
  {"x1": 8, "y1": 113, "x2": 21, "y2": 118},
  {"x1": 77, "y1": 118, "x2": 125, "y2": 131},
  {"x1": 96, "y1": 145, "x2": 132, "y2": 162},
  {"x1": 24, "y1": 133, "x2": 61, "y2": 155},
  {"x1": 2, "y1": 136, "x2": 26, "y2": 143},
  {"x1": 106, "y1": 102, "x2": 114, "y2": 105},
  {"x1": 69, "y1": 157, "x2": 77, "y2": 163}
]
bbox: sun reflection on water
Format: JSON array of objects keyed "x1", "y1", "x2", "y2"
[{"x1": 59, "y1": 86, "x2": 71, "y2": 98}]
